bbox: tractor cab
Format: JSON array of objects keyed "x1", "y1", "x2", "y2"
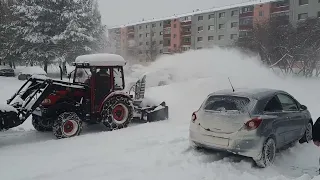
[{"x1": 70, "y1": 54, "x2": 127, "y2": 112}]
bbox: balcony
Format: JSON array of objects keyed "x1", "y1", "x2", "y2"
[
  {"x1": 164, "y1": 23, "x2": 171, "y2": 28},
  {"x1": 239, "y1": 24, "x2": 253, "y2": 30},
  {"x1": 181, "y1": 31, "x2": 191, "y2": 36},
  {"x1": 239, "y1": 11, "x2": 253, "y2": 18},
  {"x1": 181, "y1": 21, "x2": 191, "y2": 26},
  {"x1": 182, "y1": 41, "x2": 191, "y2": 46},
  {"x1": 163, "y1": 47, "x2": 171, "y2": 54},
  {"x1": 163, "y1": 33, "x2": 171, "y2": 38},
  {"x1": 127, "y1": 26, "x2": 134, "y2": 34},
  {"x1": 271, "y1": 5, "x2": 289, "y2": 13}
]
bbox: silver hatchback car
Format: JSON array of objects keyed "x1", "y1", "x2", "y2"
[{"x1": 189, "y1": 88, "x2": 313, "y2": 168}]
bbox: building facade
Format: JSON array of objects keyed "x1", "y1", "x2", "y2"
[{"x1": 108, "y1": 0, "x2": 320, "y2": 60}]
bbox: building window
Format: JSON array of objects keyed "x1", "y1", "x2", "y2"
[
  {"x1": 159, "y1": 40, "x2": 163, "y2": 44},
  {"x1": 239, "y1": 17, "x2": 253, "y2": 25},
  {"x1": 139, "y1": 34, "x2": 142, "y2": 38},
  {"x1": 160, "y1": 31, "x2": 163, "y2": 35},
  {"x1": 174, "y1": 44, "x2": 177, "y2": 48},
  {"x1": 174, "y1": 24, "x2": 177, "y2": 28},
  {"x1": 139, "y1": 42, "x2": 142, "y2": 46},
  {"x1": 208, "y1": 36, "x2": 214, "y2": 41},
  {"x1": 152, "y1": 23, "x2": 156, "y2": 28},
  {"x1": 318, "y1": 11, "x2": 320, "y2": 18},
  {"x1": 230, "y1": 34, "x2": 238, "y2": 39},
  {"x1": 160, "y1": 49, "x2": 163, "y2": 53},
  {"x1": 173, "y1": 34, "x2": 176, "y2": 38},
  {"x1": 231, "y1": 10, "x2": 238, "y2": 16},
  {"x1": 146, "y1": 33, "x2": 150, "y2": 37},
  {"x1": 197, "y1": 37, "x2": 203, "y2": 42},
  {"x1": 299, "y1": 0, "x2": 308, "y2": 5},
  {"x1": 208, "y1": 14, "x2": 215, "y2": 19},
  {"x1": 219, "y1": 12, "x2": 225, "y2": 18},
  {"x1": 146, "y1": 25, "x2": 148, "y2": 28},
  {"x1": 208, "y1": 25, "x2": 214, "y2": 30},
  {"x1": 198, "y1": 16, "x2": 203, "y2": 21},
  {"x1": 298, "y1": 13, "x2": 308, "y2": 20},
  {"x1": 184, "y1": 37, "x2": 191, "y2": 42},
  {"x1": 160, "y1": 23, "x2": 162, "y2": 26},
  {"x1": 146, "y1": 42, "x2": 149, "y2": 45},
  {"x1": 139, "y1": 26, "x2": 142, "y2": 29},
  {"x1": 241, "y1": 6, "x2": 253, "y2": 13},
  {"x1": 218, "y1": 35, "x2": 224, "y2": 40},
  {"x1": 198, "y1": 26, "x2": 203, "y2": 31},
  {"x1": 259, "y1": 11, "x2": 264, "y2": 16},
  {"x1": 219, "y1": 24, "x2": 225, "y2": 29},
  {"x1": 231, "y1": 22, "x2": 238, "y2": 28}
]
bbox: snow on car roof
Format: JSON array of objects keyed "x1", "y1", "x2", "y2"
[
  {"x1": 75, "y1": 53, "x2": 126, "y2": 67},
  {"x1": 19, "y1": 66, "x2": 47, "y2": 75}
]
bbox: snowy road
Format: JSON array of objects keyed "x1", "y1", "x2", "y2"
[{"x1": 1, "y1": 48, "x2": 320, "y2": 180}]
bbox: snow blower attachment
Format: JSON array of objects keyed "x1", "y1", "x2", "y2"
[{"x1": 129, "y1": 75, "x2": 169, "y2": 122}]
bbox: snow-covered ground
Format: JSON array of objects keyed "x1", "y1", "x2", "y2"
[{"x1": 1, "y1": 47, "x2": 320, "y2": 180}]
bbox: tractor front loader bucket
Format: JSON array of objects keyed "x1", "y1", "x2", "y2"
[
  {"x1": 129, "y1": 75, "x2": 169, "y2": 122},
  {"x1": 0, "y1": 77, "x2": 54, "y2": 131}
]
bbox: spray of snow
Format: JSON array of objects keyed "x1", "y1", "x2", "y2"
[{"x1": 1, "y1": 47, "x2": 320, "y2": 180}]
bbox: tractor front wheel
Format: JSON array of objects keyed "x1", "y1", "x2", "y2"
[
  {"x1": 52, "y1": 112, "x2": 83, "y2": 139},
  {"x1": 32, "y1": 115, "x2": 53, "y2": 132},
  {"x1": 101, "y1": 95, "x2": 133, "y2": 130}
]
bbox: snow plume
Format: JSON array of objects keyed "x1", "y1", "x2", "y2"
[{"x1": 129, "y1": 47, "x2": 320, "y2": 121}]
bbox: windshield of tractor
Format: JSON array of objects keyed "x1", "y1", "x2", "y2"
[
  {"x1": 113, "y1": 67, "x2": 124, "y2": 90},
  {"x1": 75, "y1": 68, "x2": 91, "y2": 83}
]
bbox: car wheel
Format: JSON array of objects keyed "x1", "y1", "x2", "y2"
[
  {"x1": 255, "y1": 138, "x2": 276, "y2": 168},
  {"x1": 299, "y1": 121, "x2": 313, "y2": 144}
]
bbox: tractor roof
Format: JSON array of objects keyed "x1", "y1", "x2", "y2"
[{"x1": 74, "y1": 53, "x2": 126, "y2": 67}]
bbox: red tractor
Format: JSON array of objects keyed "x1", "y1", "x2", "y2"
[{"x1": 0, "y1": 53, "x2": 169, "y2": 139}]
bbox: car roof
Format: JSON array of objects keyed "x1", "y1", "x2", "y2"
[
  {"x1": 209, "y1": 88, "x2": 287, "y2": 100},
  {"x1": 74, "y1": 53, "x2": 126, "y2": 67}
]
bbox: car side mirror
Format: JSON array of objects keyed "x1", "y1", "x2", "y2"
[{"x1": 300, "y1": 105, "x2": 307, "y2": 110}]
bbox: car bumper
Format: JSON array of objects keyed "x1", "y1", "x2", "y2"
[{"x1": 189, "y1": 128, "x2": 265, "y2": 160}]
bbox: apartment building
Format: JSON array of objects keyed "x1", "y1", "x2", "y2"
[
  {"x1": 108, "y1": 0, "x2": 320, "y2": 60},
  {"x1": 290, "y1": 0, "x2": 320, "y2": 26},
  {"x1": 192, "y1": 7, "x2": 240, "y2": 49}
]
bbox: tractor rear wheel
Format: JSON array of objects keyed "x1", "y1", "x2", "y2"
[
  {"x1": 101, "y1": 95, "x2": 133, "y2": 130},
  {"x1": 52, "y1": 112, "x2": 83, "y2": 139},
  {"x1": 32, "y1": 115, "x2": 53, "y2": 132}
]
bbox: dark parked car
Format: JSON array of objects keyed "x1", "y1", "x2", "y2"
[
  {"x1": 189, "y1": 88, "x2": 313, "y2": 168},
  {"x1": 0, "y1": 65, "x2": 15, "y2": 77}
]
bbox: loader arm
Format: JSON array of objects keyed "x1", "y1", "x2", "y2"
[{"x1": 1, "y1": 77, "x2": 85, "y2": 131}]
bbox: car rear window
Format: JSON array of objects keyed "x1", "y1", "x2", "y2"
[{"x1": 203, "y1": 95, "x2": 250, "y2": 112}]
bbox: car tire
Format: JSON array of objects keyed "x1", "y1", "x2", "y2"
[
  {"x1": 52, "y1": 112, "x2": 82, "y2": 139},
  {"x1": 299, "y1": 121, "x2": 313, "y2": 144},
  {"x1": 255, "y1": 137, "x2": 276, "y2": 168}
]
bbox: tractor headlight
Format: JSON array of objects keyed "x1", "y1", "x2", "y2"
[{"x1": 42, "y1": 99, "x2": 51, "y2": 104}]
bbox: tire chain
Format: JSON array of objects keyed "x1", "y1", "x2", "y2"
[
  {"x1": 101, "y1": 96, "x2": 133, "y2": 130},
  {"x1": 52, "y1": 112, "x2": 83, "y2": 139}
]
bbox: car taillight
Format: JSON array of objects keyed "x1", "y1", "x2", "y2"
[
  {"x1": 191, "y1": 112, "x2": 197, "y2": 122},
  {"x1": 245, "y1": 117, "x2": 262, "y2": 130}
]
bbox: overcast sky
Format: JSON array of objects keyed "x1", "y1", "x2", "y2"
[{"x1": 98, "y1": 0, "x2": 248, "y2": 28}]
